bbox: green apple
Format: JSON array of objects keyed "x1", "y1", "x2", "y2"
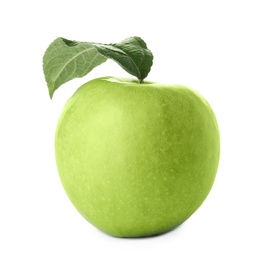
[{"x1": 55, "y1": 76, "x2": 220, "y2": 238}]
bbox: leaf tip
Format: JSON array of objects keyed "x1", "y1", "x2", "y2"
[{"x1": 49, "y1": 88, "x2": 54, "y2": 99}]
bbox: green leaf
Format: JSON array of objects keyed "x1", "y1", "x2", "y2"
[
  {"x1": 93, "y1": 37, "x2": 153, "y2": 82},
  {"x1": 43, "y1": 38, "x2": 107, "y2": 98},
  {"x1": 43, "y1": 36, "x2": 153, "y2": 98}
]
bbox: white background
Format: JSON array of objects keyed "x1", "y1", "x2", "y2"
[{"x1": 1, "y1": 0, "x2": 265, "y2": 259}]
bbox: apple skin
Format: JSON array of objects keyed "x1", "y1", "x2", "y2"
[{"x1": 55, "y1": 77, "x2": 220, "y2": 237}]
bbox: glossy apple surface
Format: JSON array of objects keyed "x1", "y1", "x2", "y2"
[{"x1": 55, "y1": 77, "x2": 220, "y2": 237}]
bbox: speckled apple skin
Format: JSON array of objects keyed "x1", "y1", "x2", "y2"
[{"x1": 55, "y1": 77, "x2": 220, "y2": 237}]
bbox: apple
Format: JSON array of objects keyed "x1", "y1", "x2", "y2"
[{"x1": 54, "y1": 76, "x2": 220, "y2": 238}]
